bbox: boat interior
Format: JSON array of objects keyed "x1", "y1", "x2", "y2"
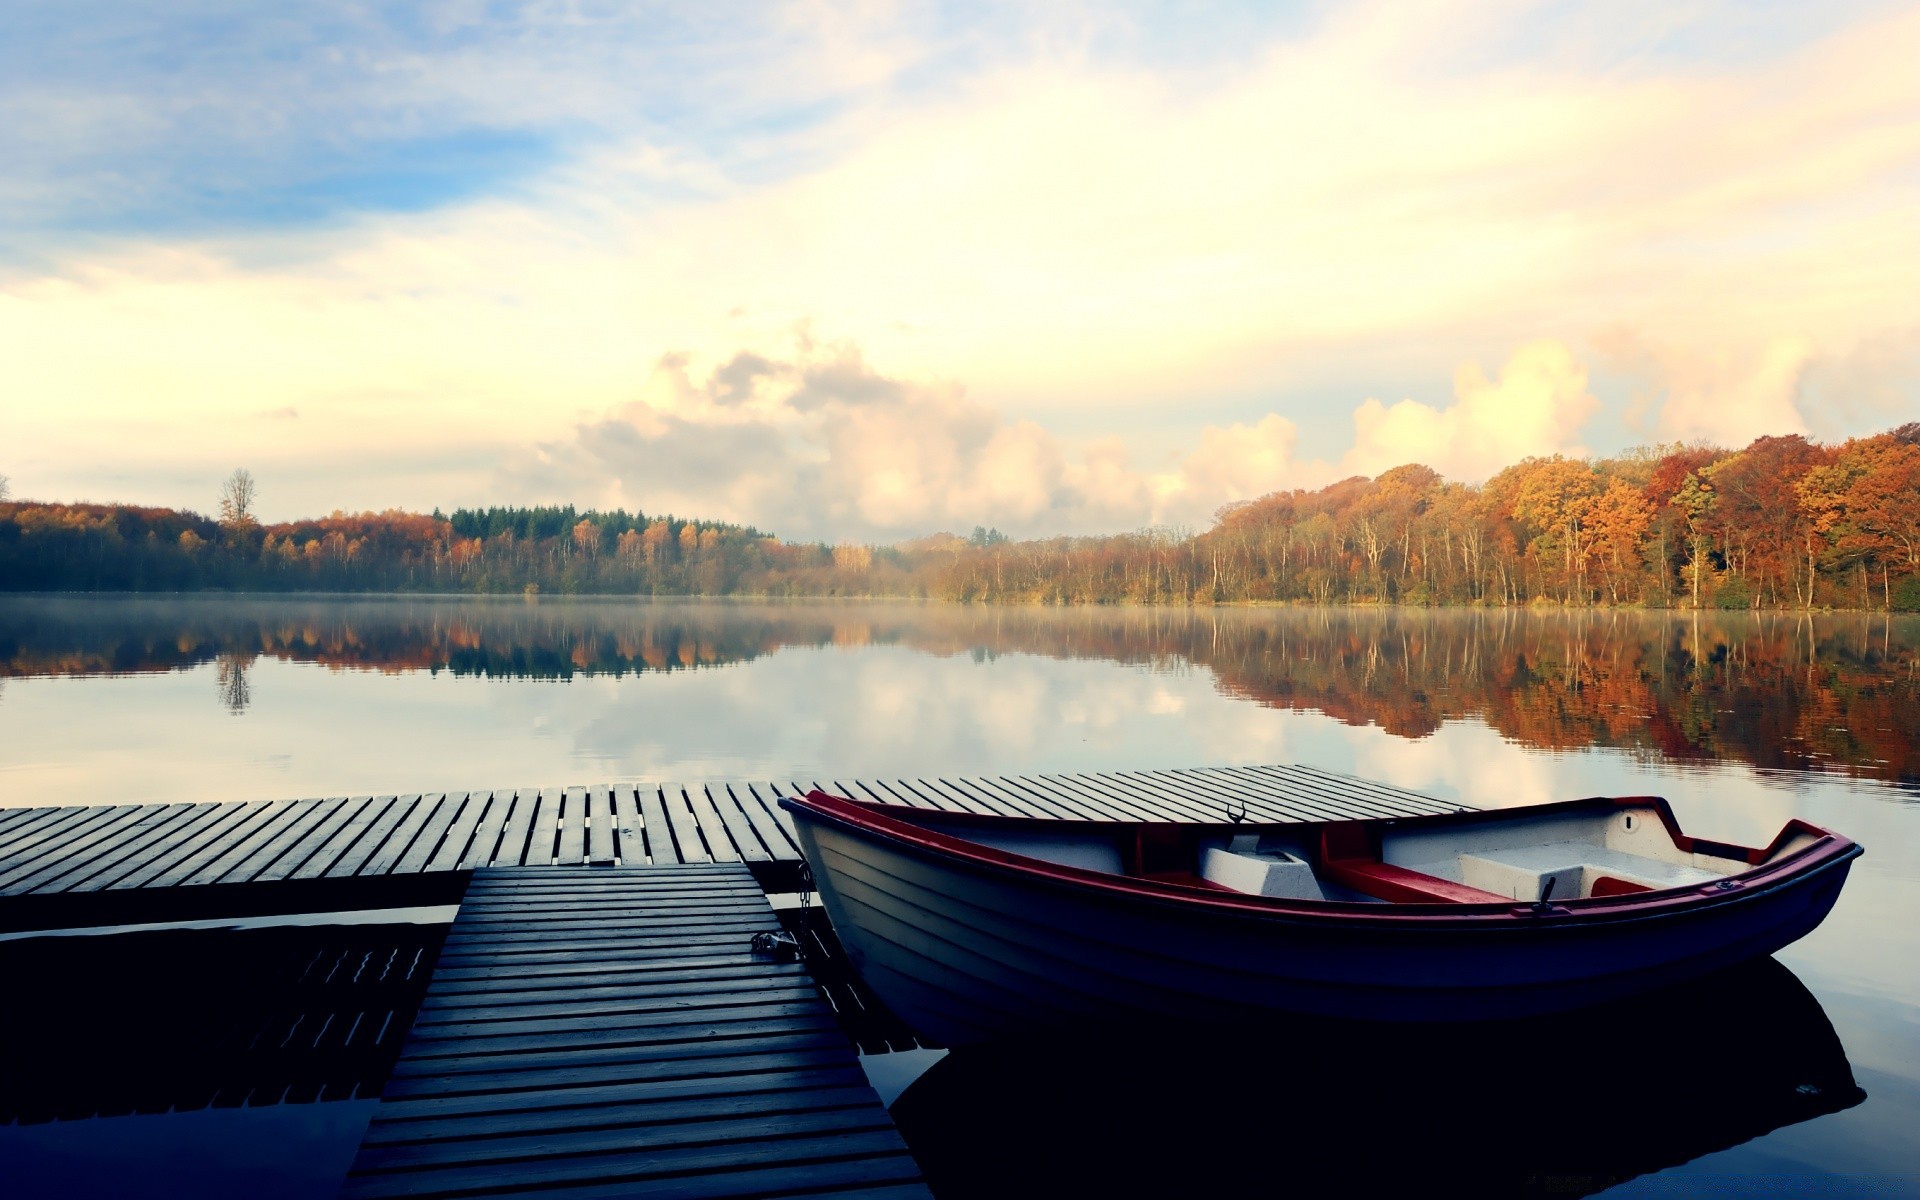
[{"x1": 905, "y1": 801, "x2": 1821, "y2": 905}]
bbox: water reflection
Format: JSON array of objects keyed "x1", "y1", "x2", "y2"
[
  {"x1": 0, "y1": 922, "x2": 445, "y2": 1120},
  {"x1": 215, "y1": 652, "x2": 252, "y2": 714},
  {"x1": 0, "y1": 920, "x2": 447, "y2": 1199},
  {"x1": 890, "y1": 958, "x2": 1863, "y2": 1198},
  {"x1": 1, "y1": 597, "x2": 1915, "y2": 790}
]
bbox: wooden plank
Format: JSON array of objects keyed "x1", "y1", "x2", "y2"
[
  {"x1": 1291, "y1": 762, "x2": 1451, "y2": 807},
  {"x1": 704, "y1": 785, "x2": 771, "y2": 863},
  {"x1": 1004, "y1": 772, "x2": 1161, "y2": 821},
  {"x1": 319, "y1": 796, "x2": 417, "y2": 879},
  {"x1": 1196, "y1": 764, "x2": 1397, "y2": 820},
  {"x1": 358, "y1": 1064, "x2": 866, "y2": 1130},
  {"x1": 453, "y1": 790, "x2": 510, "y2": 871},
  {"x1": 358, "y1": 1076, "x2": 874, "y2": 1144},
  {"x1": 1, "y1": 802, "x2": 201, "y2": 895},
  {"x1": 374, "y1": 1043, "x2": 857, "y2": 1100},
  {"x1": 660, "y1": 785, "x2": 713, "y2": 864},
  {"x1": 556, "y1": 787, "x2": 588, "y2": 866},
  {"x1": 1160, "y1": 766, "x2": 1384, "y2": 822},
  {"x1": 0, "y1": 806, "x2": 48, "y2": 840},
  {"x1": 865, "y1": 777, "x2": 978, "y2": 814},
  {"x1": 938, "y1": 775, "x2": 1068, "y2": 819},
  {"x1": 735, "y1": 784, "x2": 803, "y2": 859},
  {"x1": 208, "y1": 795, "x2": 356, "y2": 884},
  {"x1": 410, "y1": 981, "x2": 822, "y2": 1029},
  {"x1": 636, "y1": 785, "x2": 678, "y2": 865},
  {"x1": 490, "y1": 789, "x2": 544, "y2": 868},
  {"x1": 1251, "y1": 763, "x2": 1458, "y2": 817},
  {"x1": 0, "y1": 803, "x2": 141, "y2": 879},
  {"x1": 0, "y1": 766, "x2": 1472, "y2": 905},
  {"x1": 608, "y1": 787, "x2": 646, "y2": 865},
  {"x1": 685, "y1": 785, "x2": 740, "y2": 864},
  {"x1": 967, "y1": 774, "x2": 1106, "y2": 821},
  {"x1": 340, "y1": 863, "x2": 925, "y2": 1200},
  {"x1": 106, "y1": 799, "x2": 274, "y2": 890},
  {"x1": 256, "y1": 794, "x2": 378, "y2": 882},
  {"x1": 174, "y1": 798, "x2": 330, "y2": 887},
  {"x1": 144, "y1": 799, "x2": 302, "y2": 888},
  {"x1": 427, "y1": 790, "x2": 495, "y2": 873},
  {"x1": 357, "y1": 794, "x2": 445, "y2": 876},
  {"x1": 414, "y1": 968, "x2": 816, "y2": 1017},
  {"x1": 1054, "y1": 770, "x2": 1205, "y2": 820},
  {"x1": 41, "y1": 800, "x2": 231, "y2": 893},
  {"x1": 525, "y1": 788, "x2": 560, "y2": 866},
  {"x1": 287, "y1": 795, "x2": 393, "y2": 881},
  {"x1": 0, "y1": 803, "x2": 114, "y2": 869},
  {"x1": 587, "y1": 785, "x2": 615, "y2": 866},
  {"x1": 393, "y1": 792, "x2": 471, "y2": 876}
]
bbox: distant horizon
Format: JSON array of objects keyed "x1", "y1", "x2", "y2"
[
  {"x1": 6, "y1": 428, "x2": 1916, "y2": 613},
  {"x1": 3, "y1": 422, "x2": 1913, "y2": 549}
]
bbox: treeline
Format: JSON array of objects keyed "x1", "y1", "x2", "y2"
[
  {"x1": 0, "y1": 503, "x2": 844, "y2": 595},
  {"x1": 919, "y1": 426, "x2": 1920, "y2": 610},
  {"x1": 1, "y1": 427, "x2": 1916, "y2": 608}
]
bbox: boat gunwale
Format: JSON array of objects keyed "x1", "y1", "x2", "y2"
[{"x1": 782, "y1": 791, "x2": 1862, "y2": 930}]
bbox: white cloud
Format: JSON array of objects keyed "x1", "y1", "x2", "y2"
[
  {"x1": 1606, "y1": 333, "x2": 1816, "y2": 446},
  {"x1": 525, "y1": 336, "x2": 1321, "y2": 539},
  {"x1": 1159, "y1": 415, "x2": 1304, "y2": 522},
  {"x1": 523, "y1": 338, "x2": 1153, "y2": 538},
  {"x1": 4, "y1": 2, "x2": 1917, "y2": 516},
  {"x1": 1340, "y1": 341, "x2": 1599, "y2": 482}
]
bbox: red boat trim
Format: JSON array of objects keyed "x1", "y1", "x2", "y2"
[
  {"x1": 1319, "y1": 821, "x2": 1510, "y2": 904},
  {"x1": 1591, "y1": 876, "x2": 1653, "y2": 898},
  {"x1": 785, "y1": 790, "x2": 1861, "y2": 927}
]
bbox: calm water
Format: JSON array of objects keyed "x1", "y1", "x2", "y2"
[{"x1": 1, "y1": 595, "x2": 1917, "y2": 1195}]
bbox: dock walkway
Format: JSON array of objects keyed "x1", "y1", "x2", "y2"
[
  {"x1": 0, "y1": 765, "x2": 1470, "y2": 929},
  {"x1": 339, "y1": 863, "x2": 928, "y2": 1200}
]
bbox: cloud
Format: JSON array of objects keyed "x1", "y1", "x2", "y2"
[
  {"x1": 1604, "y1": 333, "x2": 1815, "y2": 446},
  {"x1": 521, "y1": 338, "x2": 1154, "y2": 539},
  {"x1": 1164, "y1": 416, "x2": 1304, "y2": 521},
  {"x1": 521, "y1": 336, "x2": 1326, "y2": 539},
  {"x1": 4, "y1": 2, "x2": 1917, "y2": 517},
  {"x1": 1788, "y1": 328, "x2": 1920, "y2": 441},
  {"x1": 1340, "y1": 341, "x2": 1599, "y2": 482}
]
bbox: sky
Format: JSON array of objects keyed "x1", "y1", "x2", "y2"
[{"x1": 2, "y1": 0, "x2": 1917, "y2": 540}]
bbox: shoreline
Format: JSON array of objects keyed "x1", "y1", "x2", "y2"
[{"x1": 3, "y1": 589, "x2": 1917, "y2": 616}]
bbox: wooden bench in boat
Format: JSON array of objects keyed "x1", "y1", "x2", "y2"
[{"x1": 1319, "y1": 823, "x2": 1510, "y2": 904}]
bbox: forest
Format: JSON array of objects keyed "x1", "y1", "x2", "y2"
[{"x1": 1, "y1": 426, "x2": 1917, "y2": 609}]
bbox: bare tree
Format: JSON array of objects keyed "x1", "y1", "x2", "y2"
[
  {"x1": 0, "y1": 473, "x2": 10, "y2": 502},
  {"x1": 218, "y1": 468, "x2": 257, "y2": 527}
]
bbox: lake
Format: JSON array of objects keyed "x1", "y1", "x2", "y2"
[{"x1": 0, "y1": 594, "x2": 1916, "y2": 1195}]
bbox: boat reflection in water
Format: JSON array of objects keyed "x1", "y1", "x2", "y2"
[{"x1": 889, "y1": 957, "x2": 1861, "y2": 1198}]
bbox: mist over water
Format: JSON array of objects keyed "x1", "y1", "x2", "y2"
[{"x1": 1, "y1": 595, "x2": 1916, "y2": 1192}]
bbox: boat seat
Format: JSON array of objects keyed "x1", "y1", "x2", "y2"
[
  {"x1": 1318, "y1": 823, "x2": 1508, "y2": 904},
  {"x1": 1199, "y1": 846, "x2": 1325, "y2": 900},
  {"x1": 1451, "y1": 844, "x2": 1723, "y2": 901},
  {"x1": 1321, "y1": 858, "x2": 1510, "y2": 904}
]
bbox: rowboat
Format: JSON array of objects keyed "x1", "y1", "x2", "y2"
[{"x1": 779, "y1": 789, "x2": 1861, "y2": 1044}]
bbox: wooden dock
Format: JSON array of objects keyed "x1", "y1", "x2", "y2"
[
  {"x1": 339, "y1": 864, "x2": 929, "y2": 1200},
  {"x1": 0, "y1": 764, "x2": 1469, "y2": 929}
]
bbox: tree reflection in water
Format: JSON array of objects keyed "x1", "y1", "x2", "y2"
[
  {"x1": 214, "y1": 652, "x2": 252, "y2": 714},
  {"x1": 0, "y1": 597, "x2": 1914, "y2": 789},
  {"x1": 890, "y1": 957, "x2": 1862, "y2": 1198}
]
